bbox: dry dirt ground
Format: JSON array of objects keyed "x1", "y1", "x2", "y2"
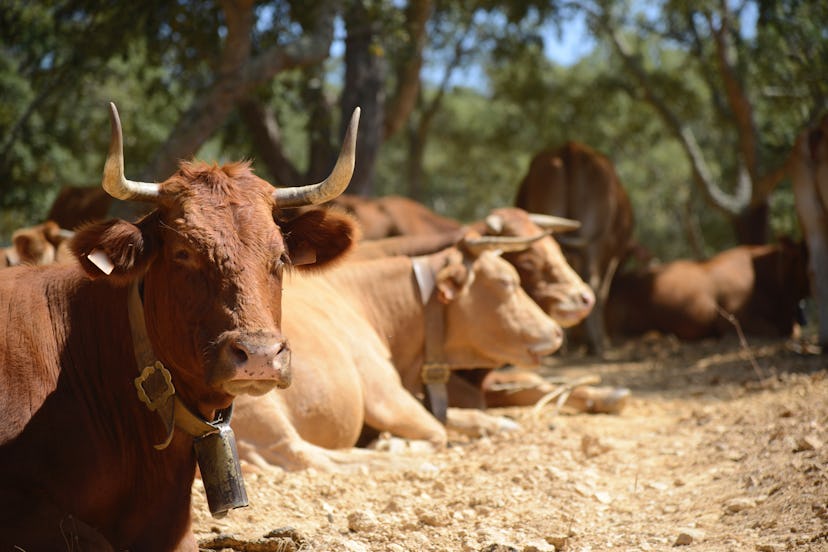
[{"x1": 191, "y1": 334, "x2": 828, "y2": 552}]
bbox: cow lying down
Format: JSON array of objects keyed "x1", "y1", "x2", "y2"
[
  {"x1": 1, "y1": 220, "x2": 74, "y2": 267},
  {"x1": 231, "y1": 233, "x2": 564, "y2": 472},
  {"x1": 350, "y1": 207, "x2": 627, "y2": 415},
  {"x1": 605, "y1": 239, "x2": 809, "y2": 341},
  {"x1": 0, "y1": 104, "x2": 360, "y2": 550}
]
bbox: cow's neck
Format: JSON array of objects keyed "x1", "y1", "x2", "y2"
[
  {"x1": 377, "y1": 249, "x2": 455, "y2": 393},
  {"x1": 127, "y1": 280, "x2": 225, "y2": 447},
  {"x1": 325, "y1": 254, "x2": 434, "y2": 385}
]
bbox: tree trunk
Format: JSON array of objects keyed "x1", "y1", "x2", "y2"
[
  {"x1": 302, "y1": 65, "x2": 337, "y2": 184},
  {"x1": 341, "y1": 1, "x2": 387, "y2": 197},
  {"x1": 732, "y1": 200, "x2": 770, "y2": 245},
  {"x1": 237, "y1": 99, "x2": 302, "y2": 188}
]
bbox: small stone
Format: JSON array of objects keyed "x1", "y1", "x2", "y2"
[
  {"x1": 725, "y1": 497, "x2": 756, "y2": 513},
  {"x1": 755, "y1": 544, "x2": 784, "y2": 552},
  {"x1": 544, "y1": 535, "x2": 568, "y2": 548},
  {"x1": 674, "y1": 528, "x2": 704, "y2": 546},
  {"x1": 523, "y1": 539, "x2": 556, "y2": 552},
  {"x1": 347, "y1": 510, "x2": 379, "y2": 532},
  {"x1": 418, "y1": 509, "x2": 451, "y2": 527},
  {"x1": 794, "y1": 435, "x2": 823, "y2": 452},
  {"x1": 341, "y1": 539, "x2": 370, "y2": 552}
]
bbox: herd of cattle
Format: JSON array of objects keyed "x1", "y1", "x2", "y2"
[{"x1": 0, "y1": 103, "x2": 826, "y2": 550}]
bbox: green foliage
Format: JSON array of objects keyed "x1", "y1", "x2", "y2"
[{"x1": 1, "y1": 0, "x2": 824, "y2": 261}]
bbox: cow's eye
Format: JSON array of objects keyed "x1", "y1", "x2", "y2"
[
  {"x1": 273, "y1": 253, "x2": 289, "y2": 278},
  {"x1": 173, "y1": 248, "x2": 191, "y2": 263}
]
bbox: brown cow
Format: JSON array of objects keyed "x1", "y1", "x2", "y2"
[
  {"x1": 326, "y1": 193, "x2": 463, "y2": 239},
  {"x1": 350, "y1": 207, "x2": 602, "y2": 412},
  {"x1": 47, "y1": 185, "x2": 112, "y2": 230},
  {"x1": 790, "y1": 114, "x2": 828, "y2": 348},
  {"x1": 516, "y1": 142, "x2": 635, "y2": 356},
  {"x1": 604, "y1": 240, "x2": 809, "y2": 341},
  {"x1": 0, "y1": 103, "x2": 359, "y2": 550},
  {"x1": 354, "y1": 207, "x2": 595, "y2": 329},
  {"x1": 232, "y1": 233, "x2": 564, "y2": 472},
  {"x1": 1, "y1": 220, "x2": 74, "y2": 267}
]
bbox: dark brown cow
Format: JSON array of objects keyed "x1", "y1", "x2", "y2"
[
  {"x1": 604, "y1": 240, "x2": 809, "y2": 340},
  {"x1": 326, "y1": 194, "x2": 462, "y2": 239},
  {"x1": 47, "y1": 185, "x2": 112, "y2": 230},
  {"x1": 0, "y1": 103, "x2": 359, "y2": 550},
  {"x1": 515, "y1": 142, "x2": 635, "y2": 355},
  {"x1": 790, "y1": 114, "x2": 828, "y2": 347},
  {"x1": 1, "y1": 220, "x2": 74, "y2": 267}
]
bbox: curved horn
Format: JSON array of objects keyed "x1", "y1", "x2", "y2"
[
  {"x1": 528, "y1": 213, "x2": 581, "y2": 233},
  {"x1": 555, "y1": 234, "x2": 590, "y2": 249},
  {"x1": 484, "y1": 214, "x2": 504, "y2": 234},
  {"x1": 102, "y1": 102, "x2": 160, "y2": 201},
  {"x1": 274, "y1": 107, "x2": 360, "y2": 208},
  {"x1": 462, "y1": 232, "x2": 548, "y2": 256}
]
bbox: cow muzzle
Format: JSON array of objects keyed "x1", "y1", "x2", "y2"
[{"x1": 216, "y1": 332, "x2": 292, "y2": 395}]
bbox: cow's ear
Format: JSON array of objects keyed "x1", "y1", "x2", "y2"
[
  {"x1": 42, "y1": 220, "x2": 63, "y2": 245},
  {"x1": 11, "y1": 232, "x2": 39, "y2": 263},
  {"x1": 436, "y1": 263, "x2": 468, "y2": 304},
  {"x1": 282, "y1": 208, "x2": 359, "y2": 271},
  {"x1": 71, "y1": 216, "x2": 157, "y2": 285}
]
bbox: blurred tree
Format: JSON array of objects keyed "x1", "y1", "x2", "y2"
[
  {"x1": 580, "y1": 0, "x2": 828, "y2": 245},
  {"x1": 2, "y1": 0, "x2": 823, "y2": 260}
]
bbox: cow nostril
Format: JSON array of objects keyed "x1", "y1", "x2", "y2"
[{"x1": 229, "y1": 342, "x2": 249, "y2": 365}]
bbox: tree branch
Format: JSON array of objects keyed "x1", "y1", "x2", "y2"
[
  {"x1": 237, "y1": 98, "x2": 303, "y2": 188},
  {"x1": 384, "y1": 0, "x2": 433, "y2": 139},
  {"x1": 706, "y1": 2, "x2": 758, "y2": 181},
  {"x1": 599, "y1": 13, "x2": 750, "y2": 216},
  {"x1": 139, "y1": 0, "x2": 334, "y2": 181}
]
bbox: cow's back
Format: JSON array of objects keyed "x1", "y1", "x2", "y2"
[{"x1": 0, "y1": 265, "x2": 67, "y2": 443}]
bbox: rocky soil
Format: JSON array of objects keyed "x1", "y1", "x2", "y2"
[{"x1": 191, "y1": 334, "x2": 828, "y2": 552}]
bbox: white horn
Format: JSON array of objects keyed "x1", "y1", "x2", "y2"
[
  {"x1": 462, "y1": 232, "x2": 548, "y2": 256},
  {"x1": 528, "y1": 213, "x2": 581, "y2": 233},
  {"x1": 102, "y1": 102, "x2": 160, "y2": 202},
  {"x1": 274, "y1": 107, "x2": 360, "y2": 208}
]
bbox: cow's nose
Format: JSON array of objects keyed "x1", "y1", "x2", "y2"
[
  {"x1": 580, "y1": 288, "x2": 596, "y2": 309},
  {"x1": 221, "y1": 333, "x2": 291, "y2": 388}
]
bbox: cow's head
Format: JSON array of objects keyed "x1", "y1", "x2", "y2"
[
  {"x1": 436, "y1": 232, "x2": 564, "y2": 368},
  {"x1": 71, "y1": 103, "x2": 359, "y2": 412},
  {"x1": 5, "y1": 221, "x2": 74, "y2": 267},
  {"x1": 483, "y1": 207, "x2": 594, "y2": 328}
]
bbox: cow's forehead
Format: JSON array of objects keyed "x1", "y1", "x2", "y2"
[
  {"x1": 157, "y1": 163, "x2": 284, "y2": 250},
  {"x1": 476, "y1": 250, "x2": 519, "y2": 278}
]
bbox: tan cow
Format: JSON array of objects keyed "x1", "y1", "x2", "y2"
[
  {"x1": 350, "y1": 207, "x2": 606, "y2": 412},
  {"x1": 790, "y1": 114, "x2": 828, "y2": 348},
  {"x1": 604, "y1": 240, "x2": 809, "y2": 340},
  {"x1": 516, "y1": 142, "x2": 635, "y2": 356},
  {"x1": 1, "y1": 220, "x2": 74, "y2": 267},
  {"x1": 232, "y1": 234, "x2": 564, "y2": 472}
]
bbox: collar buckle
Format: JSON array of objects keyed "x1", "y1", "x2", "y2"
[
  {"x1": 134, "y1": 361, "x2": 175, "y2": 412},
  {"x1": 421, "y1": 363, "x2": 451, "y2": 385}
]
